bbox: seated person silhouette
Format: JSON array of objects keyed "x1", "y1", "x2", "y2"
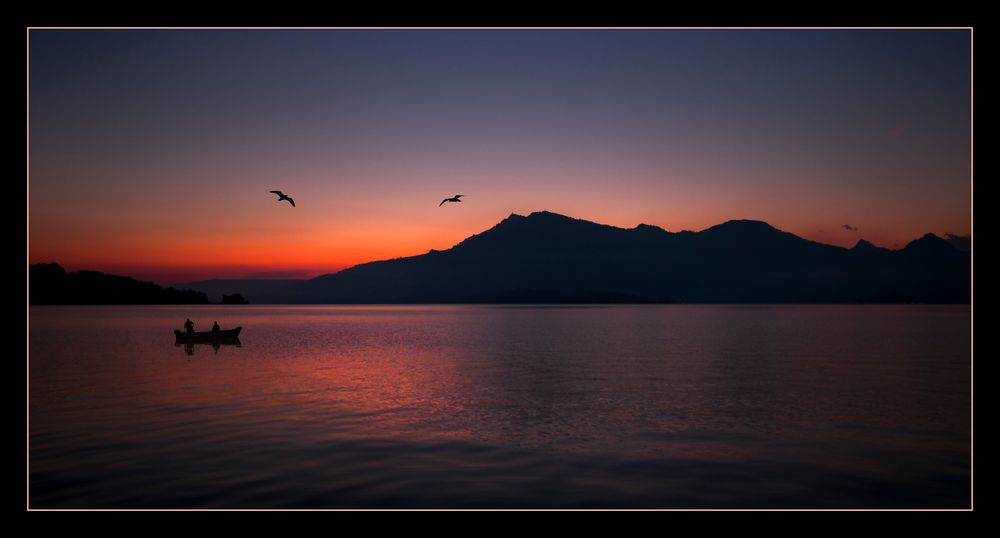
[
  {"x1": 212, "y1": 321, "x2": 220, "y2": 333},
  {"x1": 184, "y1": 318, "x2": 195, "y2": 334}
]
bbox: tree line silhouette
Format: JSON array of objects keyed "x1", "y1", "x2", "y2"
[{"x1": 30, "y1": 263, "x2": 210, "y2": 305}]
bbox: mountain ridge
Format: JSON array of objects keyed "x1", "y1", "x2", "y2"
[{"x1": 164, "y1": 211, "x2": 968, "y2": 304}]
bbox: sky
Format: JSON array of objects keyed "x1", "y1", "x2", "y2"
[{"x1": 29, "y1": 29, "x2": 972, "y2": 284}]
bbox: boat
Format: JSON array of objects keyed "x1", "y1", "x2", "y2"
[{"x1": 174, "y1": 326, "x2": 243, "y2": 342}]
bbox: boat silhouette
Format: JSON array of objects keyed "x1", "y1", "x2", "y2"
[{"x1": 174, "y1": 326, "x2": 242, "y2": 343}]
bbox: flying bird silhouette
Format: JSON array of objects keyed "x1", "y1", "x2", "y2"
[
  {"x1": 269, "y1": 190, "x2": 295, "y2": 207},
  {"x1": 439, "y1": 194, "x2": 464, "y2": 206}
]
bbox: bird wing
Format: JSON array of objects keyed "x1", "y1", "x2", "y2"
[
  {"x1": 270, "y1": 190, "x2": 283, "y2": 196},
  {"x1": 455, "y1": 194, "x2": 464, "y2": 198},
  {"x1": 439, "y1": 199, "x2": 448, "y2": 206},
  {"x1": 286, "y1": 197, "x2": 295, "y2": 207}
]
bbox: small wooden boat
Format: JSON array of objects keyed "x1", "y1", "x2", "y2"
[{"x1": 174, "y1": 326, "x2": 243, "y2": 342}]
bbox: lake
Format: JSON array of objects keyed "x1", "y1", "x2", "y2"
[{"x1": 28, "y1": 305, "x2": 971, "y2": 508}]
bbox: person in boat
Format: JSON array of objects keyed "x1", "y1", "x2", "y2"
[
  {"x1": 184, "y1": 318, "x2": 195, "y2": 334},
  {"x1": 212, "y1": 321, "x2": 220, "y2": 333}
]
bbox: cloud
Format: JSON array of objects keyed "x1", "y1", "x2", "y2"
[
  {"x1": 842, "y1": 224, "x2": 858, "y2": 232},
  {"x1": 944, "y1": 233, "x2": 971, "y2": 252}
]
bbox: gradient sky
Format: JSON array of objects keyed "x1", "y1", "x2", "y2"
[{"x1": 29, "y1": 29, "x2": 972, "y2": 284}]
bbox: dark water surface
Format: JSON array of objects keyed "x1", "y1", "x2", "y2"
[{"x1": 29, "y1": 305, "x2": 971, "y2": 508}]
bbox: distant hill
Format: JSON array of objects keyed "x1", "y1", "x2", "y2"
[
  {"x1": 945, "y1": 233, "x2": 971, "y2": 252},
  {"x1": 30, "y1": 263, "x2": 210, "y2": 305},
  {"x1": 170, "y1": 279, "x2": 305, "y2": 304},
  {"x1": 178, "y1": 211, "x2": 971, "y2": 304}
]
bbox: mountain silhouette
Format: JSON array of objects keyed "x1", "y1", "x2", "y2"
[
  {"x1": 175, "y1": 211, "x2": 969, "y2": 304},
  {"x1": 301, "y1": 212, "x2": 970, "y2": 303},
  {"x1": 174, "y1": 211, "x2": 974, "y2": 304}
]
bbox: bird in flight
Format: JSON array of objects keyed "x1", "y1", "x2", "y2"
[
  {"x1": 269, "y1": 190, "x2": 295, "y2": 207},
  {"x1": 439, "y1": 194, "x2": 464, "y2": 206}
]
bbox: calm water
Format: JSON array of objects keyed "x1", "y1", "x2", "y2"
[{"x1": 29, "y1": 305, "x2": 971, "y2": 508}]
